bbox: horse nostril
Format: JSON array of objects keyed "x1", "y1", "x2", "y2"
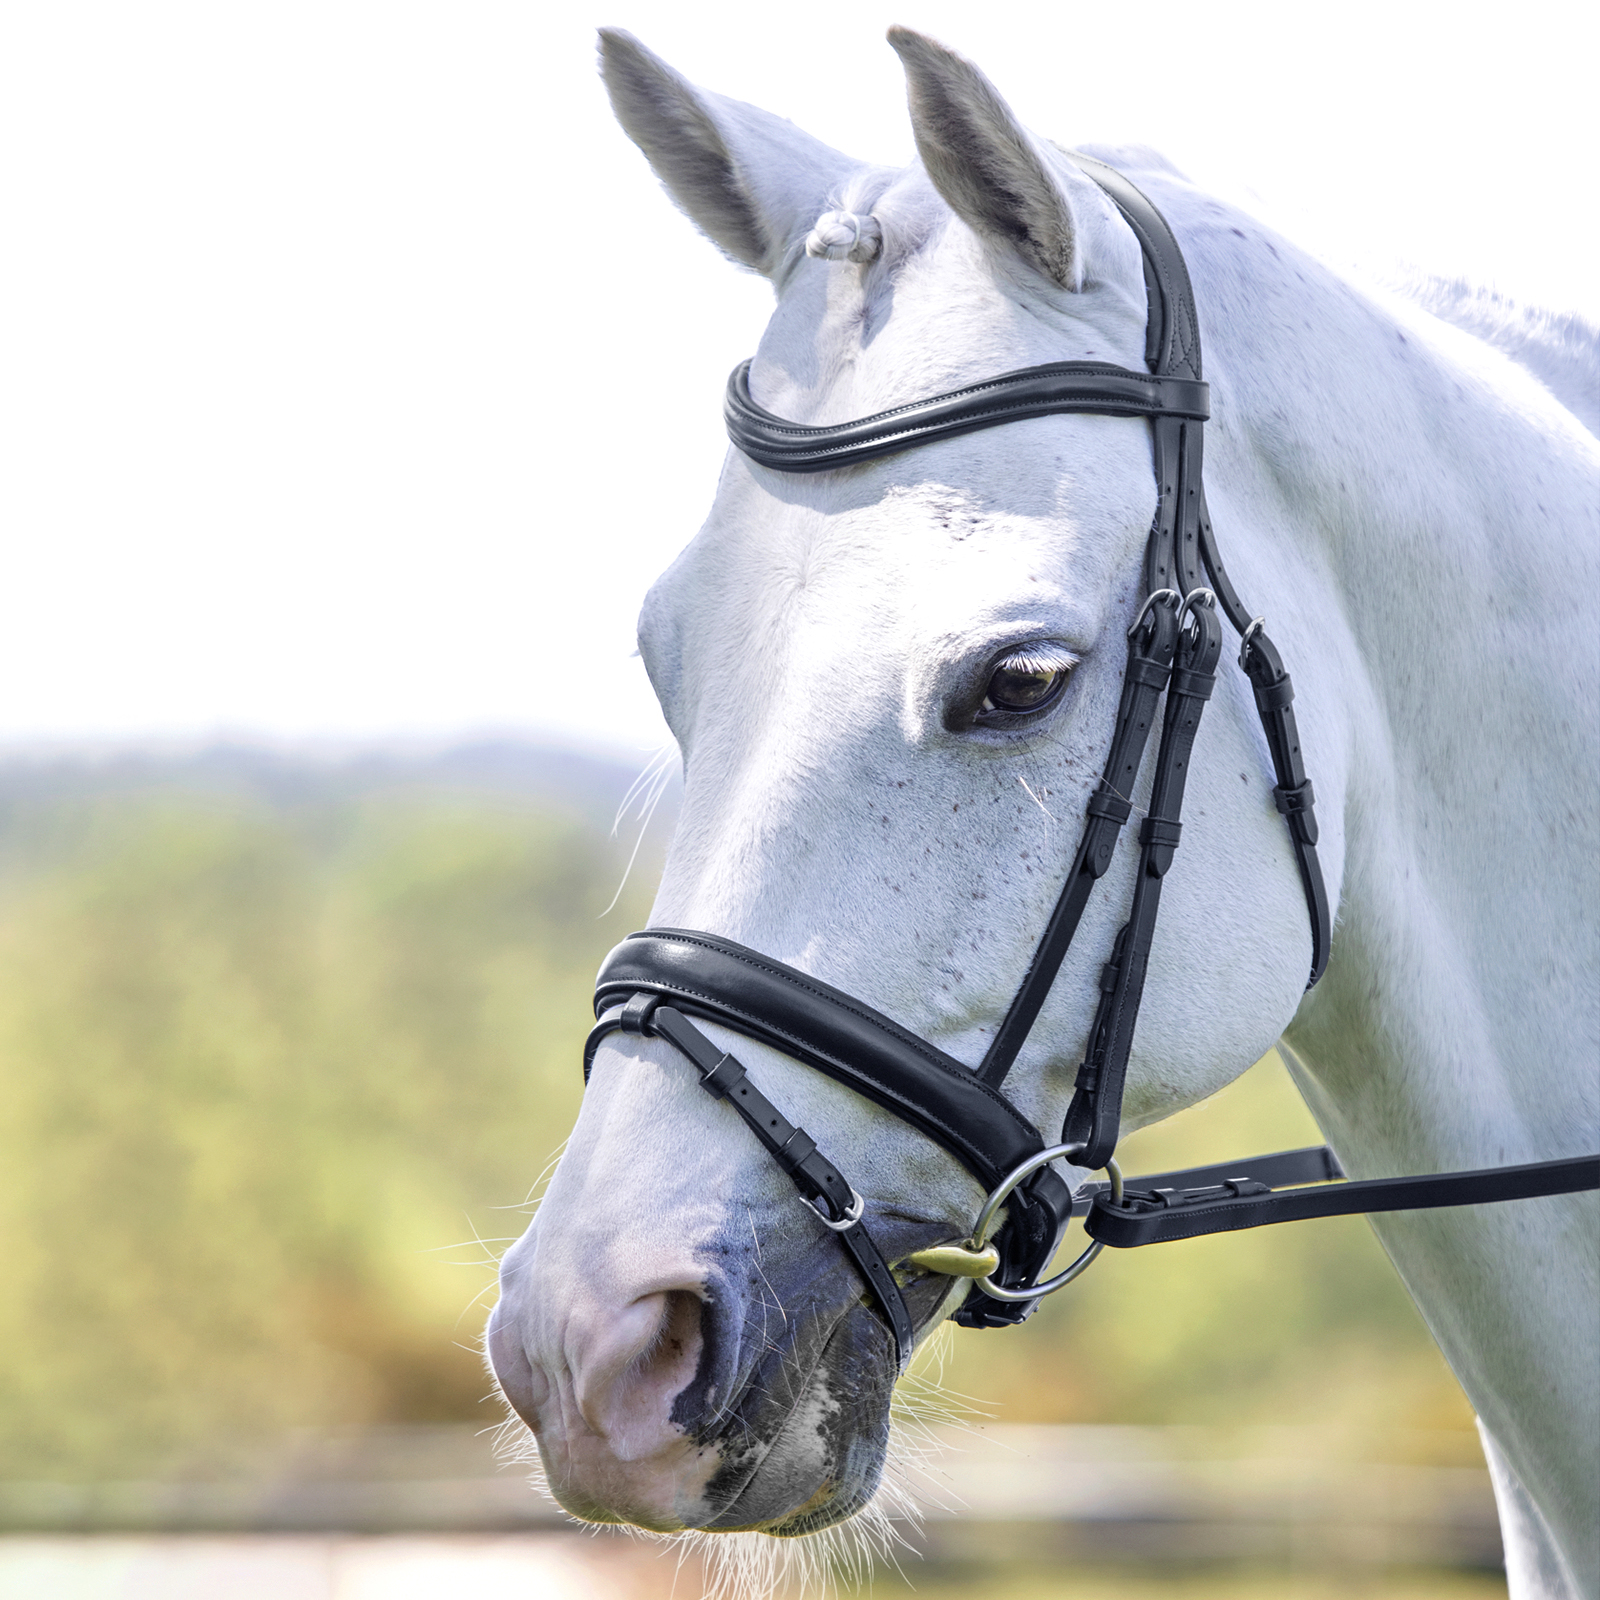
[
  {"x1": 574, "y1": 1288, "x2": 708, "y2": 1455},
  {"x1": 641, "y1": 1287, "x2": 705, "y2": 1398}
]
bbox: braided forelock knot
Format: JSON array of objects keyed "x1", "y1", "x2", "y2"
[{"x1": 805, "y1": 210, "x2": 883, "y2": 264}]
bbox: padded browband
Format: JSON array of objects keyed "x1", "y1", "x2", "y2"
[
  {"x1": 725, "y1": 360, "x2": 1209, "y2": 474},
  {"x1": 588, "y1": 928, "x2": 1047, "y2": 1192}
]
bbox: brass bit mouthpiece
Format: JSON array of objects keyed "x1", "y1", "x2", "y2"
[{"x1": 902, "y1": 1240, "x2": 1001, "y2": 1279}]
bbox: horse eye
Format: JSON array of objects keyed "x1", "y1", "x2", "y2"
[{"x1": 981, "y1": 652, "x2": 1074, "y2": 715}]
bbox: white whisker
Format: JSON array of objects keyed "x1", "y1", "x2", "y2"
[
  {"x1": 611, "y1": 743, "x2": 675, "y2": 838},
  {"x1": 1018, "y1": 775, "x2": 1057, "y2": 821},
  {"x1": 479, "y1": 1333, "x2": 990, "y2": 1599},
  {"x1": 600, "y1": 745, "x2": 679, "y2": 918}
]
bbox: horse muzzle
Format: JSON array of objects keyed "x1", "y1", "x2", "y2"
[{"x1": 487, "y1": 1162, "x2": 936, "y2": 1534}]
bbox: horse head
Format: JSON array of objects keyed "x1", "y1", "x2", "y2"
[{"x1": 488, "y1": 27, "x2": 1325, "y2": 1541}]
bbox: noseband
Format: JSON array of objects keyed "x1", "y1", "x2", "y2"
[{"x1": 584, "y1": 156, "x2": 1600, "y2": 1370}]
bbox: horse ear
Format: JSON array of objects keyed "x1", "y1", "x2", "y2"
[
  {"x1": 887, "y1": 27, "x2": 1094, "y2": 291},
  {"x1": 598, "y1": 29, "x2": 859, "y2": 277}
]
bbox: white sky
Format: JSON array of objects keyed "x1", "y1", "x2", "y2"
[{"x1": 0, "y1": 1, "x2": 1593, "y2": 756}]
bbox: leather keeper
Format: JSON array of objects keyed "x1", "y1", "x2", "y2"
[
  {"x1": 620, "y1": 991, "x2": 660, "y2": 1035},
  {"x1": 1274, "y1": 781, "x2": 1319, "y2": 845},
  {"x1": 1125, "y1": 657, "x2": 1173, "y2": 690},
  {"x1": 1253, "y1": 675, "x2": 1296, "y2": 714},
  {"x1": 1085, "y1": 787, "x2": 1133, "y2": 823},
  {"x1": 700, "y1": 1052, "x2": 747, "y2": 1097},
  {"x1": 777, "y1": 1127, "x2": 818, "y2": 1168},
  {"x1": 1139, "y1": 817, "x2": 1184, "y2": 849},
  {"x1": 1169, "y1": 667, "x2": 1216, "y2": 700},
  {"x1": 1274, "y1": 780, "x2": 1316, "y2": 815}
]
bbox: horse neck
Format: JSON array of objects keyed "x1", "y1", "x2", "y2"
[{"x1": 1164, "y1": 183, "x2": 1600, "y2": 1171}]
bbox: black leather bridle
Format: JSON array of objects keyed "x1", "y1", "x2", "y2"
[{"x1": 584, "y1": 155, "x2": 1600, "y2": 1370}]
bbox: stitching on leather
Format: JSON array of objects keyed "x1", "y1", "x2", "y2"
[
  {"x1": 732, "y1": 368, "x2": 1205, "y2": 442},
  {"x1": 746, "y1": 395, "x2": 1165, "y2": 446},
  {"x1": 653, "y1": 983, "x2": 999, "y2": 1154},
  {"x1": 597, "y1": 933, "x2": 1042, "y2": 1171},
  {"x1": 736, "y1": 388, "x2": 1205, "y2": 448},
  {"x1": 741, "y1": 400, "x2": 1206, "y2": 468},
  {"x1": 623, "y1": 929, "x2": 1031, "y2": 1117},
  {"x1": 732, "y1": 361, "x2": 1176, "y2": 431},
  {"x1": 625, "y1": 932, "x2": 957, "y2": 1063},
  {"x1": 1069, "y1": 160, "x2": 1199, "y2": 379},
  {"x1": 600, "y1": 988, "x2": 1002, "y2": 1182},
  {"x1": 748, "y1": 413, "x2": 1192, "y2": 467}
]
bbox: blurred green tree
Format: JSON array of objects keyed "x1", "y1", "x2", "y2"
[{"x1": 0, "y1": 788, "x2": 652, "y2": 1478}]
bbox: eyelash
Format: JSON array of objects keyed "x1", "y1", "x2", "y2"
[{"x1": 974, "y1": 646, "x2": 1077, "y2": 722}]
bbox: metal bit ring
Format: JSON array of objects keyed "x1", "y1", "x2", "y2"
[{"x1": 969, "y1": 1143, "x2": 1123, "y2": 1303}]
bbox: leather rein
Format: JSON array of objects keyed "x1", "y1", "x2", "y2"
[{"x1": 584, "y1": 154, "x2": 1600, "y2": 1370}]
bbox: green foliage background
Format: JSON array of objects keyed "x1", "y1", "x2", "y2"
[{"x1": 0, "y1": 759, "x2": 1473, "y2": 1481}]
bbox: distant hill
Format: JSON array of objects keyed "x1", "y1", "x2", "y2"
[{"x1": 0, "y1": 738, "x2": 679, "y2": 841}]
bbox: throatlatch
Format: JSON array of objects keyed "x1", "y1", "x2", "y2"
[{"x1": 582, "y1": 156, "x2": 1599, "y2": 1362}]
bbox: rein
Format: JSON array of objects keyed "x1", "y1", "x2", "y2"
[{"x1": 584, "y1": 156, "x2": 1600, "y2": 1370}]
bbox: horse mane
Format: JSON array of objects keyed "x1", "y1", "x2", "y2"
[
  {"x1": 1402, "y1": 275, "x2": 1600, "y2": 437},
  {"x1": 1080, "y1": 145, "x2": 1600, "y2": 442}
]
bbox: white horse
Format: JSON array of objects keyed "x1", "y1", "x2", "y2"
[{"x1": 489, "y1": 28, "x2": 1598, "y2": 1596}]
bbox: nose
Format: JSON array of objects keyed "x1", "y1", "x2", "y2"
[
  {"x1": 489, "y1": 1255, "x2": 723, "y2": 1530},
  {"x1": 492, "y1": 1278, "x2": 711, "y2": 1442}
]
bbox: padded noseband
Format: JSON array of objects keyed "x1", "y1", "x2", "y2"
[{"x1": 588, "y1": 930, "x2": 1052, "y2": 1192}]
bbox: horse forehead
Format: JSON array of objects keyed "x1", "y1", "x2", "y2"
[
  {"x1": 667, "y1": 480, "x2": 1093, "y2": 659},
  {"x1": 757, "y1": 267, "x2": 1128, "y2": 429},
  {"x1": 754, "y1": 272, "x2": 1029, "y2": 419},
  {"x1": 661, "y1": 404, "x2": 1151, "y2": 636}
]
